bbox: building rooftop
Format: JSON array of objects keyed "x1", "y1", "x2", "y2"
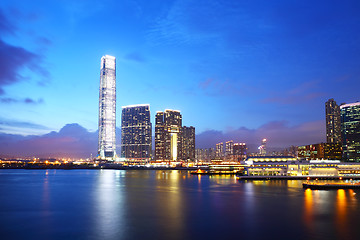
[
  {"x1": 122, "y1": 104, "x2": 150, "y2": 108},
  {"x1": 340, "y1": 102, "x2": 360, "y2": 109}
]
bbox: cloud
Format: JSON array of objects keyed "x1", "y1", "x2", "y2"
[
  {"x1": 196, "y1": 120, "x2": 325, "y2": 149},
  {"x1": 9, "y1": 7, "x2": 39, "y2": 22},
  {"x1": 0, "y1": 123, "x2": 121, "y2": 159},
  {"x1": 261, "y1": 80, "x2": 325, "y2": 104},
  {"x1": 198, "y1": 78, "x2": 258, "y2": 97},
  {"x1": 37, "y1": 37, "x2": 52, "y2": 46},
  {"x1": 0, "y1": 9, "x2": 16, "y2": 34},
  {"x1": 124, "y1": 52, "x2": 146, "y2": 63},
  {"x1": 0, "y1": 9, "x2": 50, "y2": 94},
  {"x1": 0, "y1": 117, "x2": 49, "y2": 130},
  {"x1": 0, "y1": 97, "x2": 44, "y2": 104}
]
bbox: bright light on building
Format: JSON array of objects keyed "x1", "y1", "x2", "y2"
[{"x1": 98, "y1": 55, "x2": 117, "y2": 160}]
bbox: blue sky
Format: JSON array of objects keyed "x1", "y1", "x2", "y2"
[{"x1": 0, "y1": 0, "x2": 360, "y2": 155}]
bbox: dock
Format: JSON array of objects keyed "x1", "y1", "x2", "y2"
[
  {"x1": 302, "y1": 181, "x2": 360, "y2": 190},
  {"x1": 236, "y1": 175, "x2": 360, "y2": 181}
]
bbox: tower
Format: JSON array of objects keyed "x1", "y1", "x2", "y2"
[
  {"x1": 225, "y1": 140, "x2": 234, "y2": 160},
  {"x1": 181, "y1": 126, "x2": 195, "y2": 161},
  {"x1": 341, "y1": 102, "x2": 360, "y2": 162},
  {"x1": 98, "y1": 55, "x2": 117, "y2": 160},
  {"x1": 325, "y1": 99, "x2": 341, "y2": 143},
  {"x1": 155, "y1": 110, "x2": 182, "y2": 161},
  {"x1": 216, "y1": 142, "x2": 224, "y2": 159},
  {"x1": 121, "y1": 104, "x2": 152, "y2": 162},
  {"x1": 233, "y1": 143, "x2": 247, "y2": 162}
]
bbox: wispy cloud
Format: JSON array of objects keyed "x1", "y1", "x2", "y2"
[
  {"x1": 0, "y1": 117, "x2": 49, "y2": 130},
  {"x1": 0, "y1": 8, "x2": 50, "y2": 94},
  {"x1": 124, "y1": 52, "x2": 146, "y2": 63},
  {"x1": 0, "y1": 97, "x2": 44, "y2": 104},
  {"x1": 196, "y1": 120, "x2": 325, "y2": 149},
  {"x1": 261, "y1": 80, "x2": 325, "y2": 104}
]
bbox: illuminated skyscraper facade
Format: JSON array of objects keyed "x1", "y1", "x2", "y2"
[
  {"x1": 121, "y1": 104, "x2": 152, "y2": 161},
  {"x1": 98, "y1": 55, "x2": 117, "y2": 160},
  {"x1": 181, "y1": 126, "x2": 195, "y2": 161},
  {"x1": 155, "y1": 110, "x2": 182, "y2": 161},
  {"x1": 341, "y1": 102, "x2": 360, "y2": 162},
  {"x1": 233, "y1": 143, "x2": 247, "y2": 162},
  {"x1": 326, "y1": 99, "x2": 341, "y2": 143},
  {"x1": 216, "y1": 142, "x2": 224, "y2": 159},
  {"x1": 225, "y1": 140, "x2": 234, "y2": 160}
]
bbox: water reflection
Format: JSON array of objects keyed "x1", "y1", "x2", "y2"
[
  {"x1": 153, "y1": 171, "x2": 187, "y2": 238},
  {"x1": 93, "y1": 170, "x2": 125, "y2": 239},
  {"x1": 209, "y1": 175, "x2": 237, "y2": 185},
  {"x1": 304, "y1": 186, "x2": 359, "y2": 239}
]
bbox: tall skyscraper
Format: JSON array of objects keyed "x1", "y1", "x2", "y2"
[
  {"x1": 326, "y1": 99, "x2": 341, "y2": 143},
  {"x1": 121, "y1": 104, "x2": 152, "y2": 162},
  {"x1": 155, "y1": 110, "x2": 182, "y2": 161},
  {"x1": 181, "y1": 126, "x2": 195, "y2": 161},
  {"x1": 98, "y1": 55, "x2": 117, "y2": 160},
  {"x1": 233, "y1": 143, "x2": 247, "y2": 162},
  {"x1": 225, "y1": 140, "x2": 234, "y2": 160},
  {"x1": 216, "y1": 142, "x2": 224, "y2": 159},
  {"x1": 341, "y1": 102, "x2": 360, "y2": 162}
]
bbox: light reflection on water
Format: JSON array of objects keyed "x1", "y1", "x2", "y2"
[
  {"x1": 1, "y1": 170, "x2": 360, "y2": 240},
  {"x1": 93, "y1": 170, "x2": 125, "y2": 239}
]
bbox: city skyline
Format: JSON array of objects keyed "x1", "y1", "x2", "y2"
[{"x1": 1, "y1": 0, "x2": 360, "y2": 157}]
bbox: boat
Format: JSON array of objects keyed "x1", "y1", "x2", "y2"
[{"x1": 303, "y1": 181, "x2": 360, "y2": 190}]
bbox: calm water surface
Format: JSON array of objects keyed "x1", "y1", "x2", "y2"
[{"x1": 0, "y1": 169, "x2": 359, "y2": 240}]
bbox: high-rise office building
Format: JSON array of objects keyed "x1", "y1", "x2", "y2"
[
  {"x1": 233, "y1": 143, "x2": 247, "y2": 162},
  {"x1": 298, "y1": 143, "x2": 342, "y2": 160},
  {"x1": 98, "y1": 55, "x2": 116, "y2": 160},
  {"x1": 216, "y1": 142, "x2": 224, "y2": 159},
  {"x1": 121, "y1": 104, "x2": 152, "y2": 162},
  {"x1": 181, "y1": 126, "x2": 195, "y2": 161},
  {"x1": 225, "y1": 140, "x2": 234, "y2": 160},
  {"x1": 326, "y1": 99, "x2": 341, "y2": 143},
  {"x1": 155, "y1": 110, "x2": 182, "y2": 161},
  {"x1": 341, "y1": 102, "x2": 360, "y2": 162}
]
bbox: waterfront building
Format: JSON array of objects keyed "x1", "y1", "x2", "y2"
[
  {"x1": 298, "y1": 144, "x2": 324, "y2": 160},
  {"x1": 341, "y1": 102, "x2": 360, "y2": 162},
  {"x1": 98, "y1": 55, "x2": 117, "y2": 160},
  {"x1": 216, "y1": 142, "x2": 224, "y2": 159},
  {"x1": 326, "y1": 99, "x2": 342, "y2": 143},
  {"x1": 243, "y1": 158, "x2": 360, "y2": 177},
  {"x1": 298, "y1": 143, "x2": 342, "y2": 160},
  {"x1": 121, "y1": 104, "x2": 152, "y2": 162},
  {"x1": 233, "y1": 143, "x2": 247, "y2": 162},
  {"x1": 181, "y1": 126, "x2": 195, "y2": 161},
  {"x1": 155, "y1": 110, "x2": 182, "y2": 161},
  {"x1": 225, "y1": 141, "x2": 234, "y2": 160}
]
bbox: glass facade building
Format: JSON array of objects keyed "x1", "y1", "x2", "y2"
[
  {"x1": 341, "y1": 102, "x2": 360, "y2": 162},
  {"x1": 155, "y1": 110, "x2": 182, "y2": 161},
  {"x1": 181, "y1": 126, "x2": 195, "y2": 161},
  {"x1": 98, "y1": 55, "x2": 117, "y2": 160},
  {"x1": 225, "y1": 140, "x2": 234, "y2": 160},
  {"x1": 216, "y1": 142, "x2": 224, "y2": 159},
  {"x1": 325, "y1": 98, "x2": 341, "y2": 143},
  {"x1": 233, "y1": 143, "x2": 247, "y2": 162},
  {"x1": 121, "y1": 104, "x2": 152, "y2": 161}
]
